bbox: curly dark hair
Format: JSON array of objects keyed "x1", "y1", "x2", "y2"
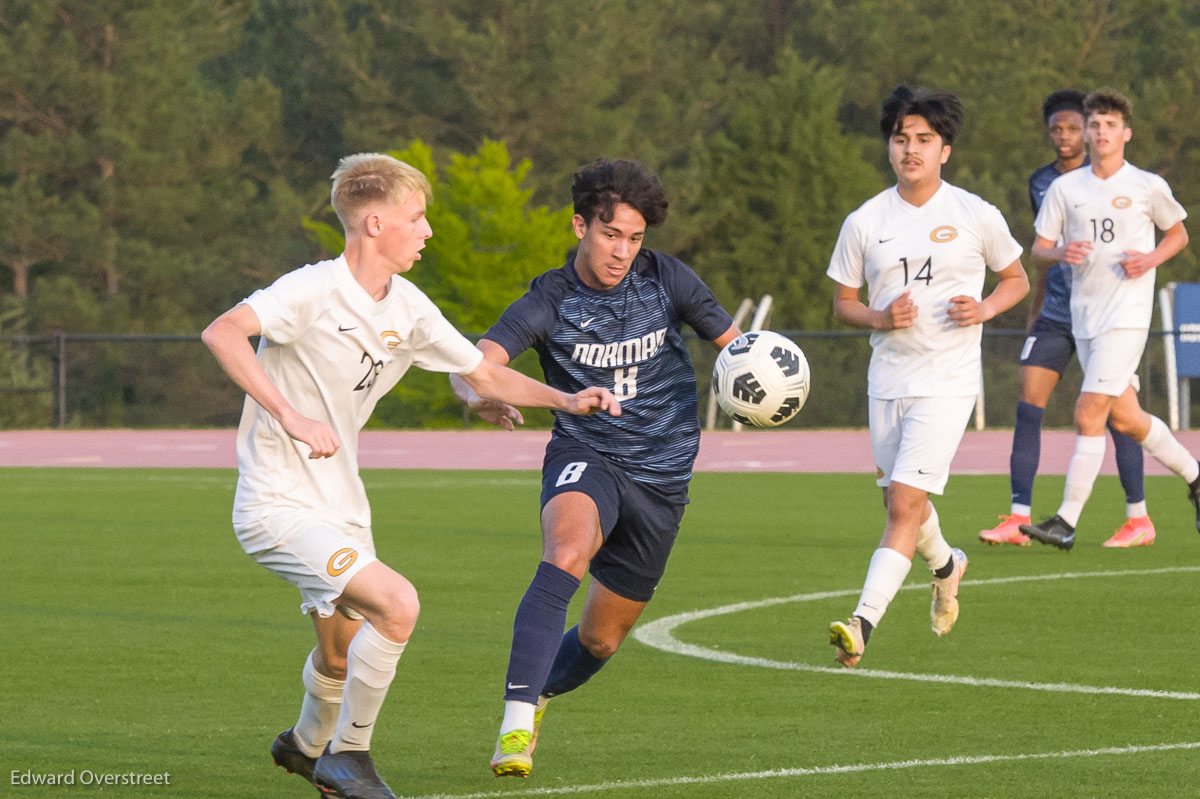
[
  {"x1": 1041, "y1": 89, "x2": 1086, "y2": 125},
  {"x1": 571, "y1": 159, "x2": 668, "y2": 227},
  {"x1": 1084, "y1": 88, "x2": 1133, "y2": 123},
  {"x1": 880, "y1": 86, "x2": 964, "y2": 145}
]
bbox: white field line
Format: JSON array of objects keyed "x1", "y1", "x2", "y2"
[
  {"x1": 633, "y1": 566, "x2": 1200, "y2": 701},
  {"x1": 398, "y1": 740, "x2": 1200, "y2": 799}
]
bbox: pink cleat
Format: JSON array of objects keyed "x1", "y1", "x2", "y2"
[
  {"x1": 979, "y1": 514, "x2": 1031, "y2": 546},
  {"x1": 1102, "y1": 516, "x2": 1156, "y2": 548}
]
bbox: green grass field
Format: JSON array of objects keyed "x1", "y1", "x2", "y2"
[{"x1": 5, "y1": 467, "x2": 1200, "y2": 798}]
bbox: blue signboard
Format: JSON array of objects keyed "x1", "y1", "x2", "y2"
[{"x1": 1174, "y1": 283, "x2": 1200, "y2": 378}]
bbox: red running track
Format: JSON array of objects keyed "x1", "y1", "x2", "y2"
[{"x1": 3, "y1": 428, "x2": 1200, "y2": 474}]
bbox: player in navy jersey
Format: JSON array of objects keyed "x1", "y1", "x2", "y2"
[
  {"x1": 979, "y1": 90, "x2": 1155, "y2": 548},
  {"x1": 451, "y1": 159, "x2": 738, "y2": 778}
]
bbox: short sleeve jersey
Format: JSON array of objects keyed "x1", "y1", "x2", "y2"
[
  {"x1": 484, "y1": 250, "x2": 732, "y2": 486},
  {"x1": 1034, "y1": 162, "x2": 1187, "y2": 338},
  {"x1": 233, "y1": 255, "x2": 483, "y2": 528},
  {"x1": 1029, "y1": 161, "x2": 1088, "y2": 325},
  {"x1": 827, "y1": 182, "x2": 1024, "y2": 399}
]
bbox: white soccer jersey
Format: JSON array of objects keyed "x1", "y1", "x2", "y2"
[
  {"x1": 827, "y1": 182, "x2": 1023, "y2": 399},
  {"x1": 232, "y1": 255, "x2": 483, "y2": 528},
  {"x1": 1034, "y1": 162, "x2": 1187, "y2": 339}
]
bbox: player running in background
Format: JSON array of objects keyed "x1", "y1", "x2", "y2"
[
  {"x1": 203, "y1": 153, "x2": 619, "y2": 799},
  {"x1": 826, "y1": 87, "x2": 1029, "y2": 667},
  {"x1": 981, "y1": 89, "x2": 1156, "y2": 549},
  {"x1": 451, "y1": 158, "x2": 739, "y2": 778},
  {"x1": 1019, "y1": 89, "x2": 1199, "y2": 551}
]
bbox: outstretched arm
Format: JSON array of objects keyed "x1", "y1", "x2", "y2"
[
  {"x1": 450, "y1": 340, "x2": 525, "y2": 430},
  {"x1": 201, "y1": 304, "x2": 340, "y2": 457}
]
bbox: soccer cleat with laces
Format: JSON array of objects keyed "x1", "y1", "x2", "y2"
[
  {"x1": 978, "y1": 514, "x2": 1031, "y2": 546},
  {"x1": 828, "y1": 617, "x2": 865, "y2": 668},
  {"x1": 1102, "y1": 516, "x2": 1156, "y2": 548},
  {"x1": 270, "y1": 728, "x2": 318, "y2": 788},
  {"x1": 1020, "y1": 515, "x2": 1076, "y2": 551},
  {"x1": 528, "y1": 695, "x2": 550, "y2": 755},
  {"x1": 930, "y1": 548, "x2": 968, "y2": 636},
  {"x1": 313, "y1": 749, "x2": 397, "y2": 799},
  {"x1": 491, "y1": 729, "x2": 534, "y2": 778}
]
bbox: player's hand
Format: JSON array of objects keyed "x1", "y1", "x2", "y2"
[
  {"x1": 470, "y1": 398, "x2": 525, "y2": 431},
  {"x1": 1119, "y1": 250, "x2": 1155, "y2": 279},
  {"x1": 1061, "y1": 239, "x2": 1092, "y2": 265},
  {"x1": 566, "y1": 387, "x2": 622, "y2": 417},
  {"x1": 280, "y1": 411, "x2": 340, "y2": 458},
  {"x1": 880, "y1": 291, "x2": 917, "y2": 329},
  {"x1": 947, "y1": 295, "x2": 985, "y2": 326}
]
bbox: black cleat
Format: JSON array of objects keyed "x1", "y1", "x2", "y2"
[
  {"x1": 1188, "y1": 470, "x2": 1200, "y2": 533},
  {"x1": 1020, "y1": 515, "x2": 1076, "y2": 551},
  {"x1": 313, "y1": 749, "x2": 397, "y2": 799},
  {"x1": 271, "y1": 728, "x2": 318, "y2": 787}
]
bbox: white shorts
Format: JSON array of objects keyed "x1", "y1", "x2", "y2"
[
  {"x1": 234, "y1": 509, "x2": 378, "y2": 618},
  {"x1": 869, "y1": 395, "x2": 975, "y2": 495},
  {"x1": 1077, "y1": 328, "x2": 1147, "y2": 397}
]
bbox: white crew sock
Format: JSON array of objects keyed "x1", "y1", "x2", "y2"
[
  {"x1": 915, "y1": 502, "x2": 953, "y2": 573},
  {"x1": 329, "y1": 622, "x2": 407, "y2": 754},
  {"x1": 1141, "y1": 415, "x2": 1200, "y2": 483},
  {"x1": 1057, "y1": 434, "x2": 1106, "y2": 527},
  {"x1": 852, "y1": 547, "x2": 912, "y2": 628},
  {"x1": 1126, "y1": 501, "x2": 1148, "y2": 519},
  {"x1": 1010, "y1": 503, "x2": 1032, "y2": 518},
  {"x1": 499, "y1": 700, "x2": 537, "y2": 736},
  {"x1": 293, "y1": 650, "x2": 345, "y2": 757}
]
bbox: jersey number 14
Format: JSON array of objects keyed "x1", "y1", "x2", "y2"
[{"x1": 899, "y1": 256, "x2": 933, "y2": 285}]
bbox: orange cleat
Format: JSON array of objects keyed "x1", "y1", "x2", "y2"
[
  {"x1": 1102, "y1": 516, "x2": 1156, "y2": 548},
  {"x1": 979, "y1": 514, "x2": 1032, "y2": 546}
]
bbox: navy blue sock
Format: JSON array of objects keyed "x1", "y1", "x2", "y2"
[
  {"x1": 503, "y1": 562, "x2": 580, "y2": 704},
  {"x1": 1109, "y1": 422, "x2": 1146, "y2": 505},
  {"x1": 542, "y1": 625, "x2": 609, "y2": 698},
  {"x1": 1010, "y1": 401, "x2": 1045, "y2": 507}
]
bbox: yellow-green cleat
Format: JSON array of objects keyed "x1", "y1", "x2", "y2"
[{"x1": 491, "y1": 729, "x2": 533, "y2": 778}]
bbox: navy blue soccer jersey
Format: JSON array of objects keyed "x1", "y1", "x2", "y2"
[
  {"x1": 484, "y1": 249, "x2": 733, "y2": 486},
  {"x1": 1029, "y1": 160, "x2": 1088, "y2": 325}
]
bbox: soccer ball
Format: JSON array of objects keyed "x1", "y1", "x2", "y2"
[{"x1": 712, "y1": 331, "x2": 810, "y2": 427}]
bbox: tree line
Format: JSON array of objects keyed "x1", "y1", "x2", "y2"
[{"x1": 2, "y1": 0, "x2": 1199, "y2": 427}]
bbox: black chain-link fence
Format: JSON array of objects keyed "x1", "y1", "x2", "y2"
[{"x1": 0, "y1": 330, "x2": 1185, "y2": 430}]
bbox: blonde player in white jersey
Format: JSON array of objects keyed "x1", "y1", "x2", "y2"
[
  {"x1": 825, "y1": 86, "x2": 1029, "y2": 668},
  {"x1": 1019, "y1": 89, "x2": 1199, "y2": 551},
  {"x1": 202, "y1": 154, "x2": 620, "y2": 799}
]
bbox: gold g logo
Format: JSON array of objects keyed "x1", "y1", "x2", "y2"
[
  {"x1": 380, "y1": 330, "x2": 403, "y2": 351},
  {"x1": 930, "y1": 225, "x2": 958, "y2": 243},
  {"x1": 327, "y1": 547, "x2": 358, "y2": 576},
  {"x1": 1112, "y1": 196, "x2": 1132, "y2": 209}
]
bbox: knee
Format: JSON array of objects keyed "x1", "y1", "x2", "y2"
[
  {"x1": 578, "y1": 627, "x2": 622, "y2": 660},
  {"x1": 375, "y1": 578, "x2": 420, "y2": 642}
]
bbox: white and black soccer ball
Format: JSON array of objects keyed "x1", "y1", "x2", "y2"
[{"x1": 712, "y1": 331, "x2": 810, "y2": 428}]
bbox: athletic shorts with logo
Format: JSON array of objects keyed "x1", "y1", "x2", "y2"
[
  {"x1": 1019, "y1": 315, "x2": 1076, "y2": 374},
  {"x1": 234, "y1": 508, "x2": 377, "y2": 618},
  {"x1": 869, "y1": 395, "x2": 976, "y2": 495},
  {"x1": 1077, "y1": 328, "x2": 1148, "y2": 397},
  {"x1": 540, "y1": 435, "x2": 688, "y2": 603}
]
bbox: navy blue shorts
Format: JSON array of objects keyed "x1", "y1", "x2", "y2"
[
  {"x1": 540, "y1": 436, "x2": 689, "y2": 603},
  {"x1": 1019, "y1": 315, "x2": 1076, "y2": 375}
]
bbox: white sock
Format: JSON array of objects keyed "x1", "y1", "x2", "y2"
[
  {"x1": 1126, "y1": 501, "x2": 1148, "y2": 519},
  {"x1": 853, "y1": 547, "x2": 912, "y2": 628},
  {"x1": 1057, "y1": 435, "x2": 1105, "y2": 527},
  {"x1": 1141, "y1": 415, "x2": 1200, "y2": 483},
  {"x1": 329, "y1": 622, "x2": 407, "y2": 754},
  {"x1": 499, "y1": 700, "x2": 537, "y2": 735},
  {"x1": 1011, "y1": 503, "x2": 1032, "y2": 518},
  {"x1": 915, "y1": 503, "x2": 953, "y2": 574},
  {"x1": 293, "y1": 650, "x2": 345, "y2": 757}
]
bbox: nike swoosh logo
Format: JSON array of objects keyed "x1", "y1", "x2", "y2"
[
  {"x1": 878, "y1": 238, "x2": 895, "y2": 243},
  {"x1": 580, "y1": 317, "x2": 595, "y2": 328},
  {"x1": 338, "y1": 325, "x2": 357, "y2": 332},
  {"x1": 507, "y1": 683, "x2": 530, "y2": 690},
  {"x1": 1073, "y1": 202, "x2": 1087, "y2": 208},
  {"x1": 918, "y1": 468, "x2": 933, "y2": 474},
  {"x1": 350, "y1": 721, "x2": 373, "y2": 728}
]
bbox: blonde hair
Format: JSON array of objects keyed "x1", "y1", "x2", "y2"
[{"x1": 330, "y1": 153, "x2": 432, "y2": 231}]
